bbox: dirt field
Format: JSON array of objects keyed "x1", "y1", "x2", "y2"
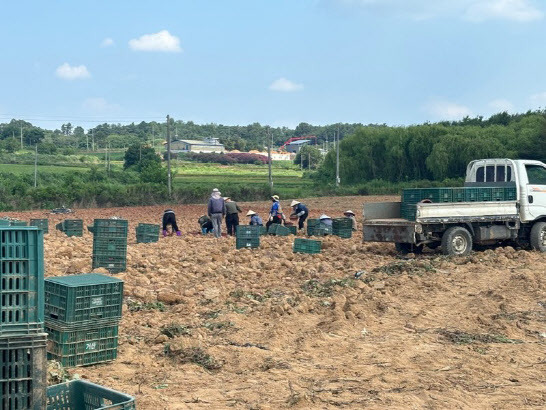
[{"x1": 5, "y1": 196, "x2": 546, "y2": 409}]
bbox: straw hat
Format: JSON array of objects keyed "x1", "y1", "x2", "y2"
[
  {"x1": 246, "y1": 210, "x2": 256, "y2": 216},
  {"x1": 212, "y1": 188, "x2": 220, "y2": 193},
  {"x1": 223, "y1": 197, "x2": 231, "y2": 201},
  {"x1": 344, "y1": 210, "x2": 355, "y2": 216},
  {"x1": 290, "y1": 200, "x2": 300, "y2": 207},
  {"x1": 319, "y1": 214, "x2": 331, "y2": 220},
  {"x1": 271, "y1": 195, "x2": 280, "y2": 201}
]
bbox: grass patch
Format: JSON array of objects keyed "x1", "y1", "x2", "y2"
[
  {"x1": 301, "y1": 278, "x2": 355, "y2": 297},
  {"x1": 161, "y1": 323, "x2": 192, "y2": 338},
  {"x1": 203, "y1": 321, "x2": 234, "y2": 332},
  {"x1": 164, "y1": 345, "x2": 222, "y2": 371},
  {"x1": 372, "y1": 260, "x2": 437, "y2": 276},
  {"x1": 438, "y1": 329, "x2": 523, "y2": 345}
]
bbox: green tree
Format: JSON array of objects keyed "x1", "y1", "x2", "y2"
[
  {"x1": 124, "y1": 143, "x2": 160, "y2": 169},
  {"x1": 294, "y1": 145, "x2": 323, "y2": 169}
]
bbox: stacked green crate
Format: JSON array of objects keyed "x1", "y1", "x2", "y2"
[
  {"x1": 306, "y1": 219, "x2": 320, "y2": 236},
  {"x1": 44, "y1": 273, "x2": 123, "y2": 368},
  {"x1": 136, "y1": 223, "x2": 160, "y2": 243},
  {"x1": 332, "y1": 218, "x2": 353, "y2": 238},
  {"x1": 47, "y1": 380, "x2": 136, "y2": 410},
  {"x1": 30, "y1": 218, "x2": 49, "y2": 234},
  {"x1": 293, "y1": 238, "x2": 322, "y2": 254},
  {"x1": 90, "y1": 219, "x2": 128, "y2": 273},
  {"x1": 1, "y1": 226, "x2": 47, "y2": 410},
  {"x1": 306, "y1": 219, "x2": 332, "y2": 236},
  {"x1": 268, "y1": 224, "x2": 291, "y2": 236},
  {"x1": 56, "y1": 219, "x2": 83, "y2": 237},
  {"x1": 236, "y1": 225, "x2": 260, "y2": 249},
  {"x1": 286, "y1": 225, "x2": 297, "y2": 235},
  {"x1": 10, "y1": 220, "x2": 28, "y2": 226}
]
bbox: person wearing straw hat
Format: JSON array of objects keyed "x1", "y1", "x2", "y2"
[
  {"x1": 290, "y1": 200, "x2": 309, "y2": 230},
  {"x1": 247, "y1": 210, "x2": 263, "y2": 226},
  {"x1": 207, "y1": 188, "x2": 226, "y2": 238},
  {"x1": 319, "y1": 214, "x2": 333, "y2": 227},
  {"x1": 267, "y1": 195, "x2": 283, "y2": 229},
  {"x1": 344, "y1": 210, "x2": 358, "y2": 231},
  {"x1": 224, "y1": 197, "x2": 242, "y2": 236}
]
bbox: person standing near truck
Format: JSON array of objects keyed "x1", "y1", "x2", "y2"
[
  {"x1": 290, "y1": 200, "x2": 309, "y2": 230},
  {"x1": 207, "y1": 188, "x2": 226, "y2": 238},
  {"x1": 344, "y1": 210, "x2": 358, "y2": 231},
  {"x1": 267, "y1": 195, "x2": 283, "y2": 228},
  {"x1": 224, "y1": 197, "x2": 242, "y2": 236}
]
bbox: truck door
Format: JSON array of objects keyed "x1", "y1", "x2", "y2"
[{"x1": 525, "y1": 164, "x2": 546, "y2": 219}]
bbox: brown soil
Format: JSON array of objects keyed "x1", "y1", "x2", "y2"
[{"x1": 6, "y1": 196, "x2": 546, "y2": 409}]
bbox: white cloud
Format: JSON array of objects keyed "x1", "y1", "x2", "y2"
[
  {"x1": 129, "y1": 30, "x2": 182, "y2": 52},
  {"x1": 269, "y1": 78, "x2": 304, "y2": 92},
  {"x1": 530, "y1": 91, "x2": 546, "y2": 105},
  {"x1": 55, "y1": 63, "x2": 91, "y2": 80},
  {"x1": 426, "y1": 99, "x2": 473, "y2": 120},
  {"x1": 465, "y1": 0, "x2": 543, "y2": 22},
  {"x1": 101, "y1": 38, "x2": 114, "y2": 47},
  {"x1": 82, "y1": 98, "x2": 120, "y2": 113},
  {"x1": 489, "y1": 98, "x2": 515, "y2": 112},
  {"x1": 332, "y1": 0, "x2": 544, "y2": 22}
]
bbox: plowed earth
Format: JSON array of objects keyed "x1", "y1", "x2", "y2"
[{"x1": 4, "y1": 196, "x2": 545, "y2": 409}]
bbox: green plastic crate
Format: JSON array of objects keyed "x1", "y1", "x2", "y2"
[
  {"x1": 287, "y1": 226, "x2": 297, "y2": 235},
  {"x1": 332, "y1": 218, "x2": 353, "y2": 230},
  {"x1": 30, "y1": 219, "x2": 49, "y2": 234},
  {"x1": 1, "y1": 333, "x2": 47, "y2": 410},
  {"x1": 89, "y1": 219, "x2": 128, "y2": 238},
  {"x1": 333, "y1": 228, "x2": 352, "y2": 239},
  {"x1": 0, "y1": 227, "x2": 45, "y2": 335},
  {"x1": 92, "y1": 237, "x2": 127, "y2": 257},
  {"x1": 136, "y1": 233, "x2": 159, "y2": 243},
  {"x1": 45, "y1": 274, "x2": 123, "y2": 324},
  {"x1": 136, "y1": 223, "x2": 160, "y2": 233},
  {"x1": 91, "y1": 256, "x2": 126, "y2": 274},
  {"x1": 235, "y1": 237, "x2": 260, "y2": 249},
  {"x1": 236, "y1": 225, "x2": 261, "y2": 239},
  {"x1": 47, "y1": 380, "x2": 135, "y2": 410},
  {"x1": 45, "y1": 321, "x2": 119, "y2": 367},
  {"x1": 452, "y1": 188, "x2": 466, "y2": 202},
  {"x1": 10, "y1": 220, "x2": 28, "y2": 227},
  {"x1": 57, "y1": 220, "x2": 83, "y2": 237},
  {"x1": 0, "y1": 220, "x2": 10, "y2": 226},
  {"x1": 505, "y1": 187, "x2": 517, "y2": 200},
  {"x1": 259, "y1": 226, "x2": 267, "y2": 236},
  {"x1": 401, "y1": 189, "x2": 423, "y2": 204},
  {"x1": 293, "y1": 238, "x2": 322, "y2": 254}
]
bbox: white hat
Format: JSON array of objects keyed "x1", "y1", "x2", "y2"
[
  {"x1": 271, "y1": 195, "x2": 279, "y2": 201},
  {"x1": 212, "y1": 188, "x2": 220, "y2": 193},
  {"x1": 246, "y1": 210, "x2": 256, "y2": 216},
  {"x1": 290, "y1": 200, "x2": 300, "y2": 207},
  {"x1": 344, "y1": 210, "x2": 355, "y2": 216},
  {"x1": 319, "y1": 214, "x2": 331, "y2": 220}
]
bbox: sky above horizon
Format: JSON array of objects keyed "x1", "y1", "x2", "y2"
[{"x1": 1, "y1": 0, "x2": 546, "y2": 130}]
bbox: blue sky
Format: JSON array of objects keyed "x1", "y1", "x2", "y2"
[{"x1": 1, "y1": 0, "x2": 546, "y2": 130}]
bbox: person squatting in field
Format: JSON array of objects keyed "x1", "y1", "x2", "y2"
[
  {"x1": 266, "y1": 195, "x2": 284, "y2": 228},
  {"x1": 198, "y1": 214, "x2": 214, "y2": 235},
  {"x1": 162, "y1": 209, "x2": 181, "y2": 237},
  {"x1": 290, "y1": 200, "x2": 309, "y2": 230},
  {"x1": 247, "y1": 210, "x2": 263, "y2": 226},
  {"x1": 208, "y1": 188, "x2": 226, "y2": 238},
  {"x1": 224, "y1": 197, "x2": 242, "y2": 235}
]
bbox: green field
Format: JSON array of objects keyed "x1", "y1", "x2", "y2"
[{"x1": 0, "y1": 164, "x2": 88, "y2": 174}]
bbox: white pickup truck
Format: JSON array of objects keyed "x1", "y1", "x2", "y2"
[{"x1": 362, "y1": 159, "x2": 546, "y2": 256}]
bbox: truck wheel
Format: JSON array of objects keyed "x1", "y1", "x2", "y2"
[
  {"x1": 530, "y1": 222, "x2": 546, "y2": 252},
  {"x1": 441, "y1": 226, "x2": 472, "y2": 256},
  {"x1": 395, "y1": 243, "x2": 423, "y2": 255}
]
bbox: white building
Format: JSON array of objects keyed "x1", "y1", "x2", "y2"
[{"x1": 167, "y1": 137, "x2": 225, "y2": 153}]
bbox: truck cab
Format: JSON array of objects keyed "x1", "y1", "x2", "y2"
[{"x1": 362, "y1": 159, "x2": 546, "y2": 256}]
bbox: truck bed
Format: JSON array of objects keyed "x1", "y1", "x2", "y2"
[{"x1": 417, "y1": 201, "x2": 518, "y2": 222}]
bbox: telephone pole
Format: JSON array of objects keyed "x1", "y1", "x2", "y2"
[
  {"x1": 20, "y1": 124, "x2": 23, "y2": 150},
  {"x1": 167, "y1": 115, "x2": 172, "y2": 197},
  {"x1": 92, "y1": 129, "x2": 95, "y2": 151},
  {"x1": 267, "y1": 127, "x2": 273, "y2": 189},
  {"x1": 336, "y1": 127, "x2": 340, "y2": 187},
  {"x1": 34, "y1": 144, "x2": 38, "y2": 187}
]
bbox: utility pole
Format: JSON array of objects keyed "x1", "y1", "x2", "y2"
[
  {"x1": 91, "y1": 129, "x2": 95, "y2": 151},
  {"x1": 86, "y1": 131, "x2": 89, "y2": 151},
  {"x1": 20, "y1": 124, "x2": 23, "y2": 150},
  {"x1": 152, "y1": 124, "x2": 155, "y2": 149},
  {"x1": 336, "y1": 127, "x2": 340, "y2": 187},
  {"x1": 34, "y1": 144, "x2": 38, "y2": 188},
  {"x1": 308, "y1": 152, "x2": 311, "y2": 170},
  {"x1": 167, "y1": 115, "x2": 172, "y2": 197},
  {"x1": 105, "y1": 144, "x2": 108, "y2": 170},
  {"x1": 107, "y1": 142, "x2": 111, "y2": 174},
  {"x1": 267, "y1": 127, "x2": 273, "y2": 189}
]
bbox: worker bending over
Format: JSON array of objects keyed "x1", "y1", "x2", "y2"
[
  {"x1": 290, "y1": 200, "x2": 309, "y2": 230},
  {"x1": 162, "y1": 209, "x2": 181, "y2": 237}
]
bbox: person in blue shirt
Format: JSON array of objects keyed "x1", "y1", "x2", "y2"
[
  {"x1": 247, "y1": 210, "x2": 263, "y2": 226},
  {"x1": 290, "y1": 200, "x2": 309, "y2": 230},
  {"x1": 267, "y1": 195, "x2": 283, "y2": 228}
]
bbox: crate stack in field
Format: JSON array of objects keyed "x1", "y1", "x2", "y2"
[
  {"x1": 136, "y1": 223, "x2": 160, "y2": 243},
  {"x1": 401, "y1": 186, "x2": 518, "y2": 221},
  {"x1": 235, "y1": 225, "x2": 261, "y2": 249},
  {"x1": 293, "y1": 237, "x2": 322, "y2": 254},
  {"x1": 46, "y1": 379, "x2": 136, "y2": 409},
  {"x1": 306, "y1": 219, "x2": 332, "y2": 236},
  {"x1": 267, "y1": 223, "x2": 291, "y2": 236},
  {"x1": 332, "y1": 218, "x2": 353, "y2": 238},
  {"x1": 56, "y1": 219, "x2": 83, "y2": 237},
  {"x1": 1, "y1": 225, "x2": 48, "y2": 410},
  {"x1": 44, "y1": 273, "x2": 124, "y2": 368},
  {"x1": 30, "y1": 218, "x2": 49, "y2": 233},
  {"x1": 89, "y1": 219, "x2": 128, "y2": 273}
]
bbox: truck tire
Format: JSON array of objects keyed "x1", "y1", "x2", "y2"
[
  {"x1": 530, "y1": 222, "x2": 546, "y2": 252},
  {"x1": 395, "y1": 243, "x2": 423, "y2": 255},
  {"x1": 441, "y1": 226, "x2": 473, "y2": 256}
]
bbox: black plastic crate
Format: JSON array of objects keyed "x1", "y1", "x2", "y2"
[
  {"x1": 45, "y1": 274, "x2": 123, "y2": 324},
  {"x1": 0, "y1": 333, "x2": 47, "y2": 410},
  {"x1": 47, "y1": 380, "x2": 135, "y2": 410},
  {"x1": 0, "y1": 227, "x2": 45, "y2": 335},
  {"x1": 45, "y1": 321, "x2": 119, "y2": 368}
]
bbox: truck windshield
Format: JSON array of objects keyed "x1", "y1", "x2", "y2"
[{"x1": 526, "y1": 165, "x2": 546, "y2": 185}]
